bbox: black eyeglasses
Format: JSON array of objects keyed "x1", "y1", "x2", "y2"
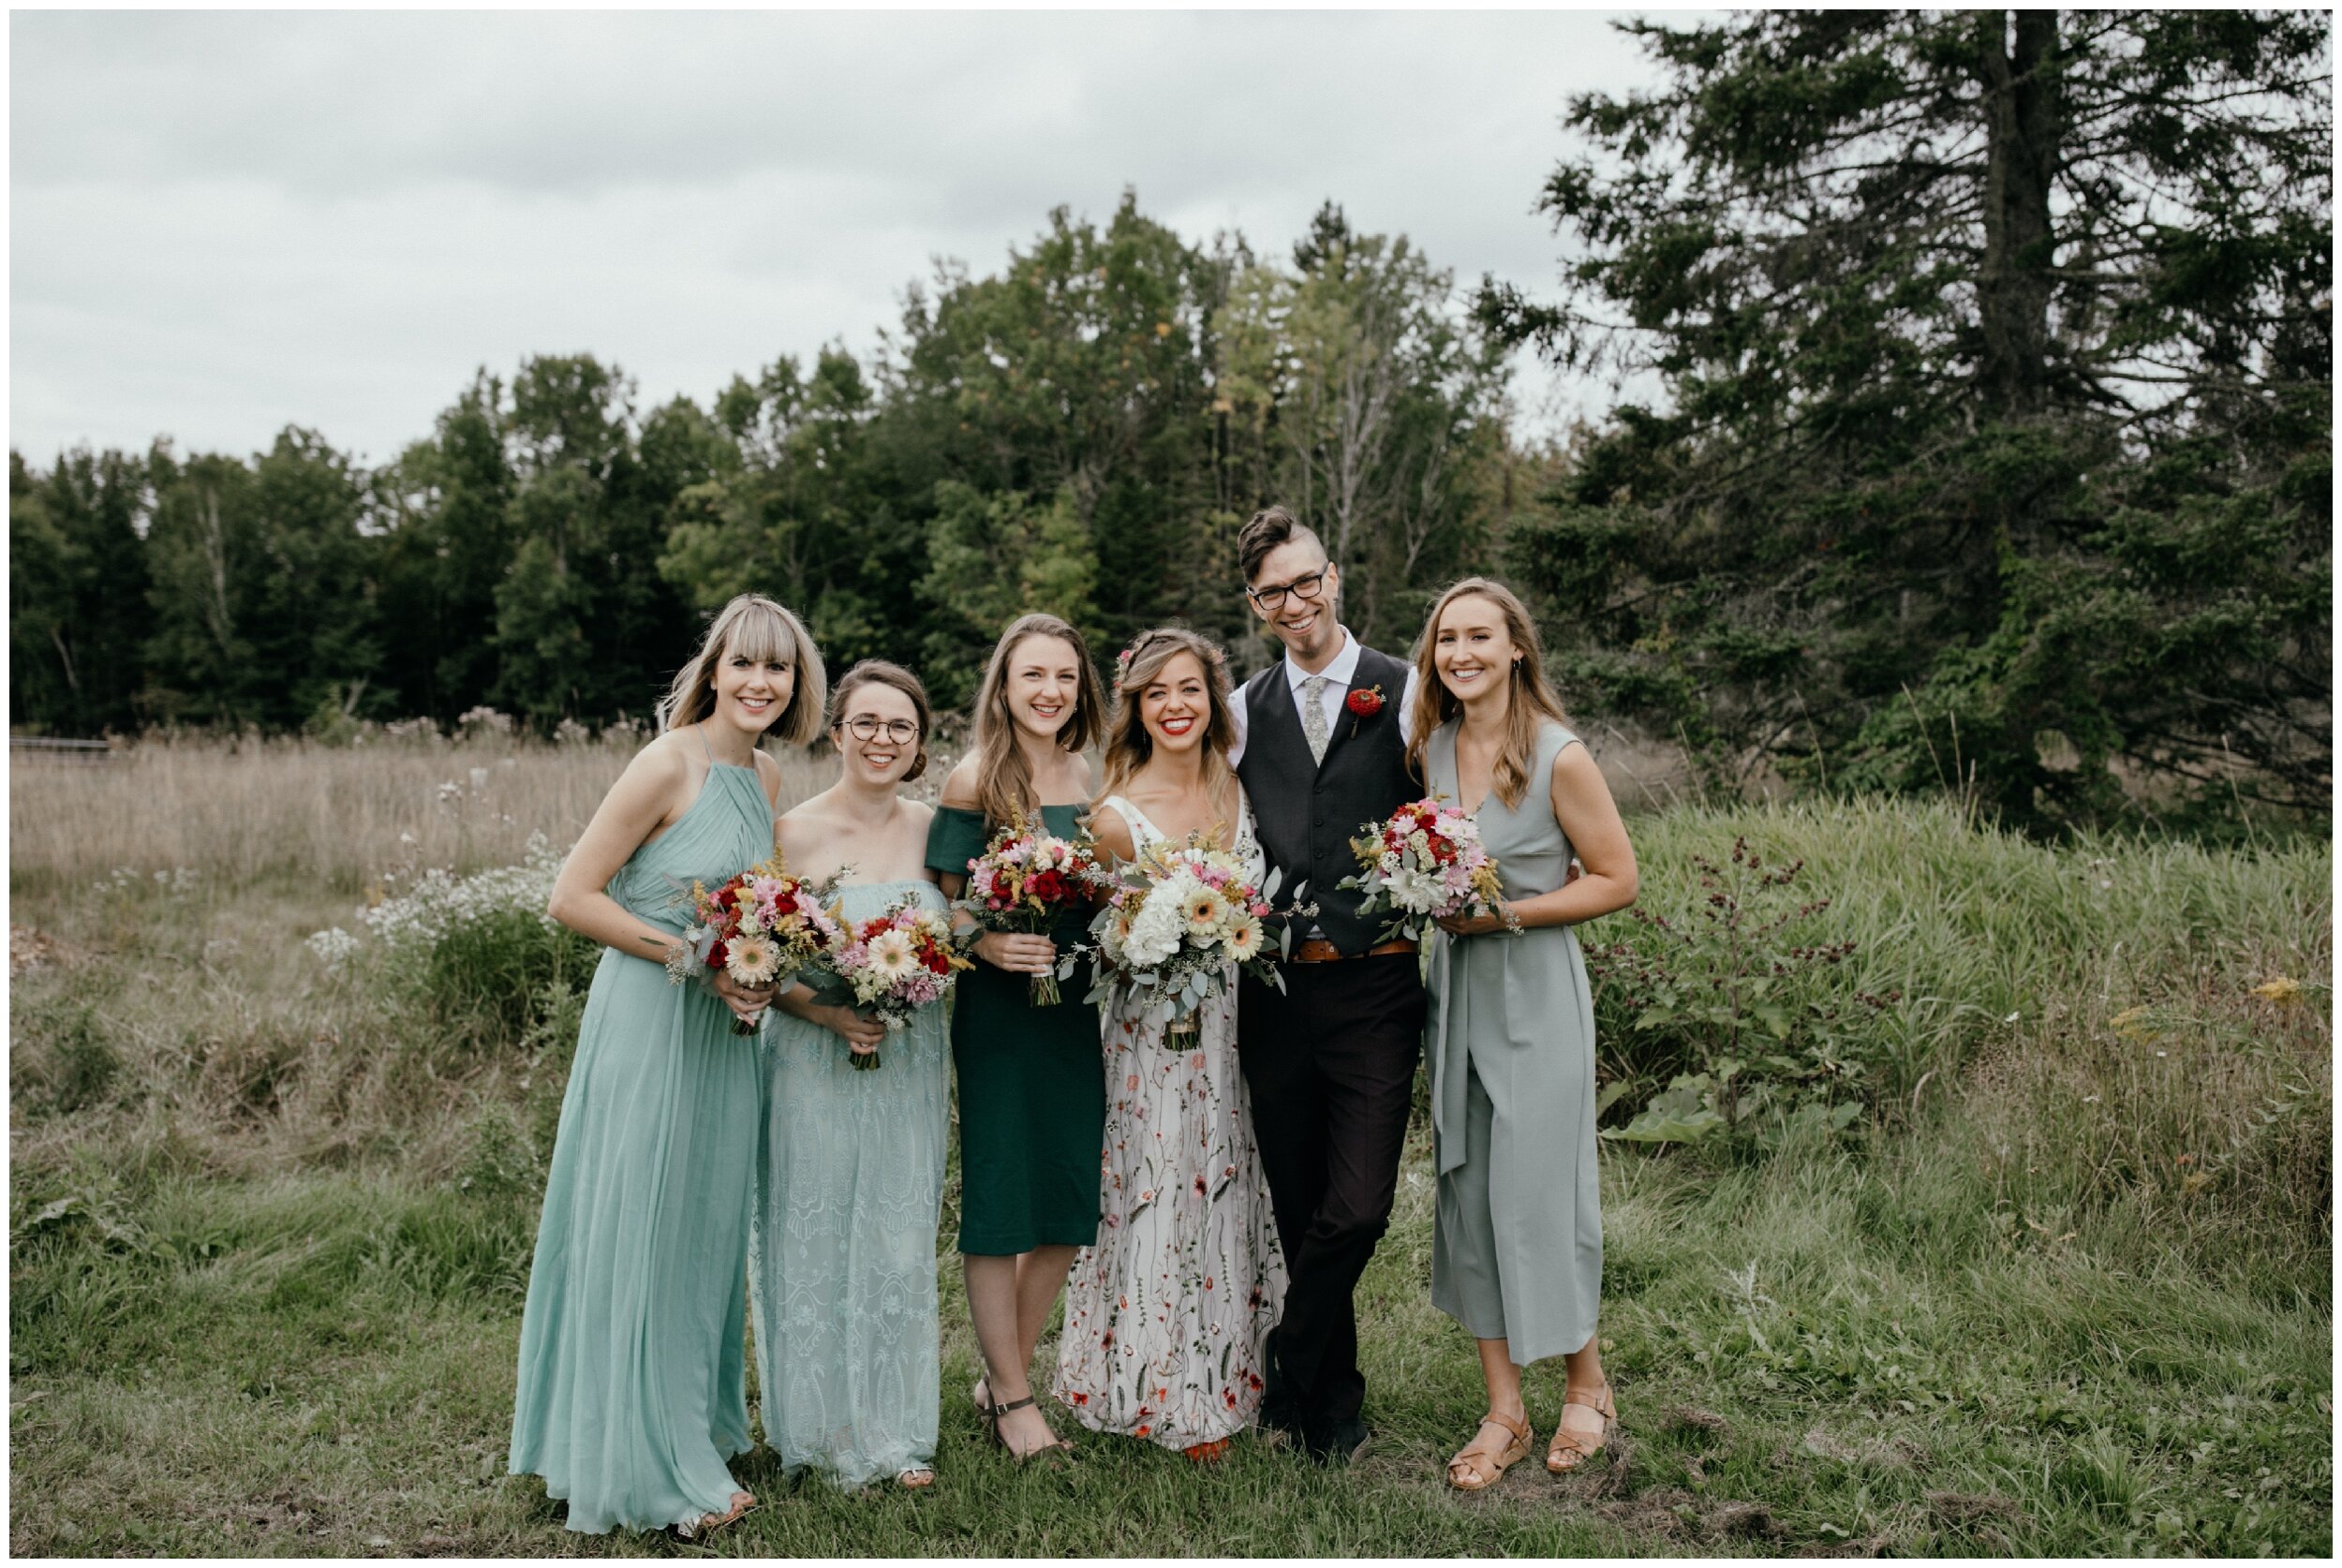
[
  {"x1": 841, "y1": 716, "x2": 920, "y2": 744},
  {"x1": 1248, "y1": 568, "x2": 1331, "y2": 613}
]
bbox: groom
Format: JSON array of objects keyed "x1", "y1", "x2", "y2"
[{"x1": 1228, "y1": 505, "x2": 1423, "y2": 1465}]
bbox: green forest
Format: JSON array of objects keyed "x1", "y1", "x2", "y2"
[{"x1": 10, "y1": 11, "x2": 2330, "y2": 836}]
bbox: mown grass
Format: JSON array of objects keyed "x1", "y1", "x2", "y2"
[{"x1": 8, "y1": 739, "x2": 2331, "y2": 1556}]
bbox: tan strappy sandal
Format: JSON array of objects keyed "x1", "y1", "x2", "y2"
[
  {"x1": 1547, "y1": 1383, "x2": 1617, "y2": 1474},
  {"x1": 674, "y1": 1489, "x2": 756, "y2": 1540},
  {"x1": 1446, "y1": 1410, "x2": 1534, "y2": 1492}
]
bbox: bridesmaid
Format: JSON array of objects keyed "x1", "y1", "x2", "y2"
[
  {"x1": 510, "y1": 593, "x2": 825, "y2": 1536},
  {"x1": 925, "y1": 613, "x2": 1108, "y2": 1462},
  {"x1": 1407, "y1": 577, "x2": 1638, "y2": 1492},
  {"x1": 1051, "y1": 628, "x2": 1285, "y2": 1462},
  {"x1": 754, "y1": 660, "x2": 951, "y2": 1490}
]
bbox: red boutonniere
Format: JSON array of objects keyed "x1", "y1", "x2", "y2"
[{"x1": 1345, "y1": 683, "x2": 1386, "y2": 738}]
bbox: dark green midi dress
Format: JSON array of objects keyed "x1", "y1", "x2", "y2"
[{"x1": 926, "y1": 804, "x2": 1104, "y2": 1256}]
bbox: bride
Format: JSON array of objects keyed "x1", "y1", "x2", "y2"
[{"x1": 1051, "y1": 628, "x2": 1287, "y2": 1462}]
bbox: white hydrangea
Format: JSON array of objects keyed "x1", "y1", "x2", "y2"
[{"x1": 1123, "y1": 888, "x2": 1188, "y2": 969}]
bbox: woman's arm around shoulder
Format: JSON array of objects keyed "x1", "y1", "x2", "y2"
[{"x1": 1088, "y1": 799, "x2": 1136, "y2": 867}]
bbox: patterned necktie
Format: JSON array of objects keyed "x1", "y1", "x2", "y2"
[{"x1": 1299, "y1": 673, "x2": 1331, "y2": 765}]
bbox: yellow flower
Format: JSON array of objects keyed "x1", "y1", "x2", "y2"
[
  {"x1": 2109, "y1": 1005, "x2": 2159, "y2": 1043},
  {"x1": 2251, "y1": 976, "x2": 2305, "y2": 1006}
]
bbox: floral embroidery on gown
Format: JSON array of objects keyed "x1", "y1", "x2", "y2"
[{"x1": 1051, "y1": 792, "x2": 1287, "y2": 1449}]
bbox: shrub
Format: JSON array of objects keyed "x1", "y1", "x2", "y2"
[
  {"x1": 1588, "y1": 836, "x2": 1896, "y2": 1145},
  {"x1": 309, "y1": 835, "x2": 597, "y2": 1053}
]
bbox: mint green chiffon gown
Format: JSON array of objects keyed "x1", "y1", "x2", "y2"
[
  {"x1": 508, "y1": 760, "x2": 773, "y2": 1535},
  {"x1": 751, "y1": 879, "x2": 952, "y2": 1488}
]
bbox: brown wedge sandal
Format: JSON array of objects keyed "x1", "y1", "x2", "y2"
[
  {"x1": 1446, "y1": 1410, "x2": 1535, "y2": 1492},
  {"x1": 1547, "y1": 1383, "x2": 1617, "y2": 1475}
]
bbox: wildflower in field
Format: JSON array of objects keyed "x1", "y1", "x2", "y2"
[{"x1": 2252, "y1": 976, "x2": 2305, "y2": 1006}]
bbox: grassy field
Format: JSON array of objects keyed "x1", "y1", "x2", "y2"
[{"x1": 8, "y1": 734, "x2": 2332, "y2": 1556}]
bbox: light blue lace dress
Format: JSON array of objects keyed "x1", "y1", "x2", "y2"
[{"x1": 750, "y1": 879, "x2": 952, "y2": 1487}]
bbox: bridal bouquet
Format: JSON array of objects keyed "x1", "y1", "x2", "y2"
[
  {"x1": 1086, "y1": 835, "x2": 1293, "y2": 1039},
  {"x1": 1341, "y1": 797, "x2": 1518, "y2": 943},
  {"x1": 956, "y1": 814, "x2": 1106, "y2": 1005},
  {"x1": 664, "y1": 855, "x2": 850, "y2": 1034},
  {"x1": 811, "y1": 897, "x2": 971, "y2": 1069}
]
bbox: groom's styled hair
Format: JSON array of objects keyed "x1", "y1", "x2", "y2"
[{"x1": 1238, "y1": 505, "x2": 1328, "y2": 585}]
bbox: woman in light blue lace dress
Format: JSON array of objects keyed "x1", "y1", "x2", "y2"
[{"x1": 754, "y1": 661, "x2": 952, "y2": 1490}]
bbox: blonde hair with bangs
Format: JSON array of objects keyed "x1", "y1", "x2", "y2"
[{"x1": 658, "y1": 594, "x2": 827, "y2": 745}]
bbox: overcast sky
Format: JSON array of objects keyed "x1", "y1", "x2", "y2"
[{"x1": 11, "y1": 7, "x2": 1662, "y2": 469}]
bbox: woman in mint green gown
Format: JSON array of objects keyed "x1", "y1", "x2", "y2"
[
  {"x1": 509, "y1": 596, "x2": 825, "y2": 1537},
  {"x1": 753, "y1": 661, "x2": 953, "y2": 1489}
]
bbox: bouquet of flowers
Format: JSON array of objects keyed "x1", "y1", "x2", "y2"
[
  {"x1": 956, "y1": 813, "x2": 1106, "y2": 1005},
  {"x1": 1086, "y1": 834, "x2": 1296, "y2": 1039},
  {"x1": 1340, "y1": 797, "x2": 1518, "y2": 943},
  {"x1": 664, "y1": 855, "x2": 850, "y2": 1035},
  {"x1": 810, "y1": 897, "x2": 972, "y2": 1069}
]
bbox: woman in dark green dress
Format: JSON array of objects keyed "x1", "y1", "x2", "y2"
[{"x1": 926, "y1": 612, "x2": 1109, "y2": 1461}]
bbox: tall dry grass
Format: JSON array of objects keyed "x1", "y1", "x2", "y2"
[{"x1": 8, "y1": 732, "x2": 842, "y2": 895}]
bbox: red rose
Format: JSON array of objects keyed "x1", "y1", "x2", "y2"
[
  {"x1": 1346, "y1": 685, "x2": 1385, "y2": 717},
  {"x1": 705, "y1": 940, "x2": 729, "y2": 969}
]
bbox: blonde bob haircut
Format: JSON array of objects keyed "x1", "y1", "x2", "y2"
[
  {"x1": 1406, "y1": 576, "x2": 1570, "y2": 810},
  {"x1": 1098, "y1": 627, "x2": 1239, "y2": 822},
  {"x1": 657, "y1": 594, "x2": 827, "y2": 746}
]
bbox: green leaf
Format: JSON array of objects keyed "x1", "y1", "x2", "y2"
[{"x1": 1601, "y1": 1103, "x2": 1727, "y2": 1145}]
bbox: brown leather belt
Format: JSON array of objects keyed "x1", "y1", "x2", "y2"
[{"x1": 1289, "y1": 938, "x2": 1417, "y2": 964}]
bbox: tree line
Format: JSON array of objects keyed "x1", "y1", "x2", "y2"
[
  {"x1": 12, "y1": 11, "x2": 2330, "y2": 834},
  {"x1": 12, "y1": 196, "x2": 1523, "y2": 739}
]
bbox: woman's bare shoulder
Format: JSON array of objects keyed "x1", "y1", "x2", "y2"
[{"x1": 939, "y1": 754, "x2": 983, "y2": 808}]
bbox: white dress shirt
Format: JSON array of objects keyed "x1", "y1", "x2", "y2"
[{"x1": 1226, "y1": 627, "x2": 1419, "y2": 770}]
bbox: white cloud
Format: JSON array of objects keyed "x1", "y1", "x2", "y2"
[{"x1": 10, "y1": 8, "x2": 1658, "y2": 466}]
